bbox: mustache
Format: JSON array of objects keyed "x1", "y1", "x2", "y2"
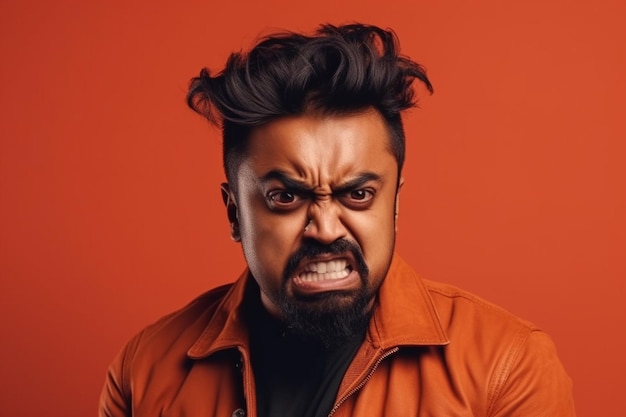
[{"x1": 283, "y1": 238, "x2": 369, "y2": 282}]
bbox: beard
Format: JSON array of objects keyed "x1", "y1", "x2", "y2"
[{"x1": 276, "y1": 239, "x2": 376, "y2": 350}]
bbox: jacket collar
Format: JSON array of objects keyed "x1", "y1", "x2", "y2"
[
  {"x1": 187, "y1": 254, "x2": 448, "y2": 359},
  {"x1": 368, "y1": 255, "x2": 449, "y2": 348}
]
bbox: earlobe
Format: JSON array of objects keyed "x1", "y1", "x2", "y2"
[{"x1": 220, "y1": 183, "x2": 241, "y2": 242}]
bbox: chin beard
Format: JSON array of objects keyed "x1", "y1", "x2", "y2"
[
  {"x1": 274, "y1": 238, "x2": 376, "y2": 350},
  {"x1": 277, "y1": 288, "x2": 374, "y2": 351}
]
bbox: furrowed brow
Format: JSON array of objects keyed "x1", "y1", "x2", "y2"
[
  {"x1": 332, "y1": 172, "x2": 382, "y2": 195},
  {"x1": 259, "y1": 170, "x2": 313, "y2": 194}
]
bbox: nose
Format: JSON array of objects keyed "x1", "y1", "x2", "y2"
[{"x1": 302, "y1": 201, "x2": 347, "y2": 244}]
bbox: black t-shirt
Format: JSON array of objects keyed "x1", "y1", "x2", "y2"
[{"x1": 246, "y1": 296, "x2": 364, "y2": 417}]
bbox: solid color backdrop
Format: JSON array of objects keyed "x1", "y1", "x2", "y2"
[{"x1": 1, "y1": 0, "x2": 624, "y2": 416}]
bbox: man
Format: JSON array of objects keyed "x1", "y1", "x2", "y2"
[{"x1": 100, "y1": 23, "x2": 575, "y2": 417}]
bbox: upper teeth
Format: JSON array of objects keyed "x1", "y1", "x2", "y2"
[
  {"x1": 305, "y1": 259, "x2": 348, "y2": 274},
  {"x1": 297, "y1": 259, "x2": 351, "y2": 282}
]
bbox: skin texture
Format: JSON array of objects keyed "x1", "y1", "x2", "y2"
[{"x1": 222, "y1": 109, "x2": 402, "y2": 319}]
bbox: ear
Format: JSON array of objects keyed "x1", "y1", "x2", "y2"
[
  {"x1": 394, "y1": 177, "x2": 404, "y2": 231},
  {"x1": 220, "y1": 183, "x2": 241, "y2": 242}
]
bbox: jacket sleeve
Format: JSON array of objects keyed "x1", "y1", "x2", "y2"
[
  {"x1": 98, "y1": 334, "x2": 142, "y2": 417},
  {"x1": 488, "y1": 330, "x2": 576, "y2": 417}
]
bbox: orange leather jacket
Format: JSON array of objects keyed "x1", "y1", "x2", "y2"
[{"x1": 100, "y1": 255, "x2": 575, "y2": 417}]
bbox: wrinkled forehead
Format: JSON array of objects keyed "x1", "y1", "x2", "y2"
[{"x1": 239, "y1": 110, "x2": 398, "y2": 187}]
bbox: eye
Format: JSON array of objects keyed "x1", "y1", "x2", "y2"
[
  {"x1": 349, "y1": 189, "x2": 372, "y2": 201},
  {"x1": 270, "y1": 191, "x2": 295, "y2": 203},
  {"x1": 266, "y1": 190, "x2": 303, "y2": 210},
  {"x1": 340, "y1": 188, "x2": 375, "y2": 209}
]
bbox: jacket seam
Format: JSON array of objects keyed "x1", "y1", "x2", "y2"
[
  {"x1": 485, "y1": 327, "x2": 534, "y2": 416},
  {"x1": 426, "y1": 286, "x2": 537, "y2": 330},
  {"x1": 426, "y1": 286, "x2": 511, "y2": 313}
]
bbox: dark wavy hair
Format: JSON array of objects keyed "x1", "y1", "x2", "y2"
[{"x1": 187, "y1": 23, "x2": 433, "y2": 185}]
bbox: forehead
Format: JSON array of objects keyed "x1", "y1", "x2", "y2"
[{"x1": 240, "y1": 110, "x2": 398, "y2": 185}]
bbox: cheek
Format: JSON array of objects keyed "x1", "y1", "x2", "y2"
[
  {"x1": 238, "y1": 202, "x2": 305, "y2": 276},
  {"x1": 361, "y1": 216, "x2": 396, "y2": 255},
  {"x1": 344, "y1": 200, "x2": 397, "y2": 264}
]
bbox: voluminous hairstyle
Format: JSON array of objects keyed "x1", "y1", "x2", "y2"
[{"x1": 187, "y1": 23, "x2": 433, "y2": 185}]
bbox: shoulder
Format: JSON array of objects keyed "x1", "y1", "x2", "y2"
[
  {"x1": 100, "y1": 283, "x2": 236, "y2": 415},
  {"x1": 142, "y1": 283, "x2": 233, "y2": 339},
  {"x1": 113, "y1": 283, "x2": 235, "y2": 381},
  {"x1": 126, "y1": 283, "x2": 234, "y2": 359},
  {"x1": 420, "y1": 279, "x2": 574, "y2": 414},
  {"x1": 421, "y1": 278, "x2": 542, "y2": 370},
  {"x1": 423, "y1": 278, "x2": 538, "y2": 335},
  {"x1": 384, "y1": 257, "x2": 575, "y2": 414}
]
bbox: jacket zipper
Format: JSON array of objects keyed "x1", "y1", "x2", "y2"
[{"x1": 327, "y1": 347, "x2": 400, "y2": 417}]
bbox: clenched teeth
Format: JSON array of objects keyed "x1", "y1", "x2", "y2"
[
  {"x1": 297, "y1": 259, "x2": 351, "y2": 282},
  {"x1": 304, "y1": 259, "x2": 348, "y2": 273}
]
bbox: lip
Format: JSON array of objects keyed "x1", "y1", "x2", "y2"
[{"x1": 289, "y1": 254, "x2": 361, "y2": 296}]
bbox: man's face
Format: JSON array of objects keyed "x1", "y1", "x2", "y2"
[{"x1": 224, "y1": 109, "x2": 401, "y2": 341}]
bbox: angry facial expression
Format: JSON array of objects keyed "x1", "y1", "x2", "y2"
[{"x1": 223, "y1": 109, "x2": 402, "y2": 326}]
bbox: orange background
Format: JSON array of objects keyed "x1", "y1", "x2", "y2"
[{"x1": 1, "y1": 0, "x2": 624, "y2": 416}]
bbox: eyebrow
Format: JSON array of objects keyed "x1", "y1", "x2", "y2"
[
  {"x1": 259, "y1": 170, "x2": 382, "y2": 195},
  {"x1": 333, "y1": 172, "x2": 382, "y2": 194}
]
